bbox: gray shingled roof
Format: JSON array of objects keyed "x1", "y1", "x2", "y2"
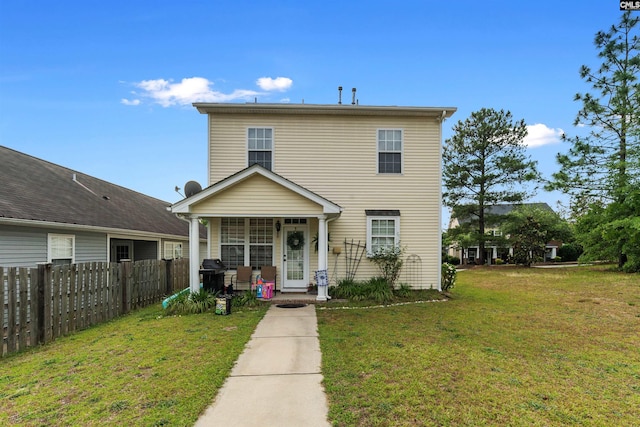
[
  {"x1": 482, "y1": 203, "x2": 553, "y2": 216},
  {"x1": 0, "y1": 146, "x2": 196, "y2": 237},
  {"x1": 452, "y1": 203, "x2": 554, "y2": 225}
]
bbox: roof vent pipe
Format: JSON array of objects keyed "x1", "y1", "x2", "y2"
[
  {"x1": 351, "y1": 87, "x2": 356, "y2": 105},
  {"x1": 338, "y1": 86, "x2": 342, "y2": 105}
]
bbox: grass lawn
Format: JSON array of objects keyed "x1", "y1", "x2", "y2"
[
  {"x1": 0, "y1": 303, "x2": 268, "y2": 426},
  {"x1": 318, "y1": 266, "x2": 640, "y2": 426}
]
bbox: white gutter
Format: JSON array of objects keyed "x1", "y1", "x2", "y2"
[{"x1": 0, "y1": 217, "x2": 202, "y2": 241}]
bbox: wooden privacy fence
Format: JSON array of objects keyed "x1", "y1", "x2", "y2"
[{"x1": 1, "y1": 258, "x2": 189, "y2": 357}]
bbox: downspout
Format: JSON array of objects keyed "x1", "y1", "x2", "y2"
[{"x1": 437, "y1": 110, "x2": 447, "y2": 291}]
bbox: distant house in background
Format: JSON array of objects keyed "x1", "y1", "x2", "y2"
[
  {"x1": 0, "y1": 146, "x2": 205, "y2": 268},
  {"x1": 447, "y1": 203, "x2": 561, "y2": 264}
]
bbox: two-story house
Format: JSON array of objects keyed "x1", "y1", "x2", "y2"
[{"x1": 171, "y1": 102, "x2": 456, "y2": 300}]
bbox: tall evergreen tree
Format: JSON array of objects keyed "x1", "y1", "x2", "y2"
[
  {"x1": 443, "y1": 108, "x2": 539, "y2": 265},
  {"x1": 546, "y1": 12, "x2": 640, "y2": 270}
]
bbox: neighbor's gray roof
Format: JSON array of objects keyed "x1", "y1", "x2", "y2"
[
  {"x1": 483, "y1": 203, "x2": 553, "y2": 216},
  {"x1": 0, "y1": 146, "x2": 199, "y2": 238},
  {"x1": 452, "y1": 203, "x2": 554, "y2": 224}
]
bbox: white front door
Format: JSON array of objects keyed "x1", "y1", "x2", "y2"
[{"x1": 282, "y1": 225, "x2": 308, "y2": 291}]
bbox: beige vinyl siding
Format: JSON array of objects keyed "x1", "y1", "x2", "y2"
[
  {"x1": 206, "y1": 112, "x2": 442, "y2": 288},
  {"x1": 191, "y1": 174, "x2": 323, "y2": 216}
]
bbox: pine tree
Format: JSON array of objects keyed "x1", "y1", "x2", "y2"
[
  {"x1": 443, "y1": 108, "x2": 539, "y2": 265},
  {"x1": 547, "y1": 12, "x2": 640, "y2": 270}
]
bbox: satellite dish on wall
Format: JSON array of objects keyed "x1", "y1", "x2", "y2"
[{"x1": 184, "y1": 181, "x2": 202, "y2": 198}]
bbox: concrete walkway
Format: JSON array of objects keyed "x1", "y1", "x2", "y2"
[{"x1": 194, "y1": 303, "x2": 330, "y2": 427}]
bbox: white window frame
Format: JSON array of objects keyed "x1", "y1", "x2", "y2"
[
  {"x1": 48, "y1": 233, "x2": 75, "y2": 265},
  {"x1": 220, "y1": 218, "x2": 274, "y2": 269},
  {"x1": 366, "y1": 216, "x2": 400, "y2": 256},
  {"x1": 221, "y1": 217, "x2": 246, "y2": 268},
  {"x1": 163, "y1": 241, "x2": 183, "y2": 259},
  {"x1": 247, "y1": 127, "x2": 274, "y2": 170},
  {"x1": 377, "y1": 128, "x2": 403, "y2": 174}
]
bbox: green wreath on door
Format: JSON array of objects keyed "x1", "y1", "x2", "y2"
[{"x1": 287, "y1": 231, "x2": 305, "y2": 250}]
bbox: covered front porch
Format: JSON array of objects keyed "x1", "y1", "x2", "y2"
[{"x1": 171, "y1": 165, "x2": 342, "y2": 302}]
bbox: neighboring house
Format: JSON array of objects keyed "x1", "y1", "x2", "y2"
[
  {"x1": 0, "y1": 146, "x2": 205, "y2": 268},
  {"x1": 171, "y1": 102, "x2": 456, "y2": 300},
  {"x1": 447, "y1": 203, "x2": 561, "y2": 264}
]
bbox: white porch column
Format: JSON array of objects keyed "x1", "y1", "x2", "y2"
[
  {"x1": 316, "y1": 215, "x2": 328, "y2": 302},
  {"x1": 189, "y1": 215, "x2": 201, "y2": 293}
]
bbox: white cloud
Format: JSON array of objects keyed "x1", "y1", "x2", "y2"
[
  {"x1": 121, "y1": 98, "x2": 141, "y2": 106},
  {"x1": 134, "y1": 77, "x2": 262, "y2": 107},
  {"x1": 256, "y1": 77, "x2": 293, "y2": 91},
  {"x1": 524, "y1": 123, "x2": 564, "y2": 148},
  {"x1": 123, "y1": 76, "x2": 294, "y2": 107}
]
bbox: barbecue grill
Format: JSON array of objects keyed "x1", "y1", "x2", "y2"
[{"x1": 199, "y1": 259, "x2": 227, "y2": 294}]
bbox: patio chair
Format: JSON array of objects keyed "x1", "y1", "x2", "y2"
[
  {"x1": 260, "y1": 266, "x2": 278, "y2": 293},
  {"x1": 230, "y1": 266, "x2": 253, "y2": 292}
]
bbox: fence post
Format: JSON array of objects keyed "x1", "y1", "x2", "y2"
[
  {"x1": 37, "y1": 263, "x2": 52, "y2": 345},
  {"x1": 120, "y1": 260, "x2": 132, "y2": 314},
  {"x1": 165, "y1": 259, "x2": 173, "y2": 295}
]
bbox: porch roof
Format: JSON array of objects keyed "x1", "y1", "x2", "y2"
[{"x1": 171, "y1": 164, "x2": 342, "y2": 217}]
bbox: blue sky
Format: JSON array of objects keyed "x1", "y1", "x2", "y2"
[{"x1": 0, "y1": 1, "x2": 627, "y2": 227}]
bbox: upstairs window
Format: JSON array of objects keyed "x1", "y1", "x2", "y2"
[
  {"x1": 378, "y1": 129, "x2": 403, "y2": 174},
  {"x1": 248, "y1": 127, "x2": 273, "y2": 170}
]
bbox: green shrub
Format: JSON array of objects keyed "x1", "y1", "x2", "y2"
[
  {"x1": 495, "y1": 258, "x2": 504, "y2": 265},
  {"x1": 330, "y1": 277, "x2": 393, "y2": 304},
  {"x1": 552, "y1": 256, "x2": 562, "y2": 263},
  {"x1": 164, "y1": 289, "x2": 218, "y2": 315},
  {"x1": 443, "y1": 255, "x2": 460, "y2": 265},
  {"x1": 366, "y1": 277, "x2": 394, "y2": 304},
  {"x1": 394, "y1": 283, "x2": 412, "y2": 298},
  {"x1": 232, "y1": 290, "x2": 259, "y2": 308},
  {"x1": 163, "y1": 290, "x2": 189, "y2": 315},
  {"x1": 369, "y1": 246, "x2": 404, "y2": 288},
  {"x1": 622, "y1": 257, "x2": 640, "y2": 273},
  {"x1": 558, "y1": 243, "x2": 583, "y2": 262},
  {"x1": 330, "y1": 278, "x2": 359, "y2": 300},
  {"x1": 441, "y1": 263, "x2": 457, "y2": 291}
]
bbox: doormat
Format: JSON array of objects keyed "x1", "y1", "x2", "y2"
[{"x1": 276, "y1": 303, "x2": 307, "y2": 309}]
